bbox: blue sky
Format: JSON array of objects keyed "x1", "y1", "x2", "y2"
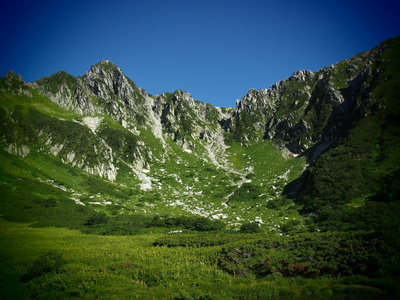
[{"x1": 1, "y1": 0, "x2": 399, "y2": 107}]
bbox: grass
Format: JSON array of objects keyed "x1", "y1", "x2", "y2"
[
  {"x1": 1, "y1": 219, "x2": 396, "y2": 299},
  {"x1": 0, "y1": 219, "x2": 230, "y2": 299}
]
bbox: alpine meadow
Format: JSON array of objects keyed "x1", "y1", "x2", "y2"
[{"x1": 1, "y1": 36, "x2": 400, "y2": 299}]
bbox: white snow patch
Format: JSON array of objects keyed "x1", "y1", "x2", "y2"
[
  {"x1": 82, "y1": 116, "x2": 102, "y2": 133},
  {"x1": 49, "y1": 143, "x2": 64, "y2": 156},
  {"x1": 211, "y1": 214, "x2": 228, "y2": 219},
  {"x1": 255, "y1": 217, "x2": 263, "y2": 224},
  {"x1": 71, "y1": 198, "x2": 85, "y2": 205},
  {"x1": 66, "y1": 151, "x2": 75, "y2": 163},
  {"x1": 168, "y1": 230, "x2": 183, "y2": 234},
  {"x1": 138, "y1": 172, "x2": 152, "y2": 190},
  {"x1": 169, "y1": 200, "x2": 184, "y2": 206},
  {"x1": 5, "y1": 143, "x2": 30, "y2": 157}
]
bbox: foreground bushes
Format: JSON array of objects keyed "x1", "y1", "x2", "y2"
[
  {"x1": 21, "y1": 251, "x2": 65, "y2": 283},
  {"x1": 154, "y1": 230, "x2": 400, "y2": 280},
  {"x1": 153, "y1": 233, "x2": 266, "y2": 247},
  {"x1": 218, "y1": 231, "x2": 398, "y2": 278},
  {"x1": 4, "y1": 222, "x2": 398, "y2": 299}
]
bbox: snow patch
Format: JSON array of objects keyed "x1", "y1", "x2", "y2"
[
  {"x1": 137, "y1": 172, "x2": 152, "y2": 190},
  {"x1": 71, "y1": 198, "x2": 85, "y2": 205},
  {"x1": 211, "y1": 214, "x2": 228, "y2": 219},
  {"x1": 255, "y1": 217, "x2": 263, "y2": 224},
  {"x1": 82, "y1": 116, "x2": 102, "y2": 133},
  {"x1": 5, "y1": 143, "x2": 30, "y2": 157},
  {"x1": 49, "y1": 143, "x2": 64, "y2": 156}
]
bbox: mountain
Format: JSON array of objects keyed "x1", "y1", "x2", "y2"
[{"x1": 1, "y1": 36, "x2": 399, "y2": 234}]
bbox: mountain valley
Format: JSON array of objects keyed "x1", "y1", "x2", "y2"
[{"x1": 1, "y1": 36, "x2": 400, "y2": 298}]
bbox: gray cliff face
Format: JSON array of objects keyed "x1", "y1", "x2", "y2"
[
  {"x1": 28, "y1": 71, "x2": 99, "y2": 116},
  {"x1": 82, "y1": 60, "x2": 144, "y2": 113},
  {"x1": 150, "y1": 90, "x2": 228, "y2": 164}
]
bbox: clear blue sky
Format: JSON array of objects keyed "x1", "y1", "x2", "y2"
[{"x1": 1, "y1": 0, "x2": 399, "y2": 107}]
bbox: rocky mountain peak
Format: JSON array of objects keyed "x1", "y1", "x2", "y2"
[
  {"x1": 288, "y1": 70, "x2": 315, "y2": 82},
  {"x1": 85, "y1": 60, "x2": 121, "y2": 78},
  {"x1": 83, "y1": 60, "x2": 137, "y2": 101},
  {"x1": 5, "y1": 70, "x2": 23, "y2": 83},
  {"x1": 2, "y1": 70, "x2": 32, "y2": 97}
]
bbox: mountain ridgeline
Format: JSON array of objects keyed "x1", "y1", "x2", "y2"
[{"x1": 1, "y1": 36, "x2": 399, "y2": 233}]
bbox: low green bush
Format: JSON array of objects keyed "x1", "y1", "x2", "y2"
[
  {"x1": 153, "y1": 233, "x2": 266, "y2": 248},
  {"x1": 218, "y1": 231, "x2": 396, "y2": 279},
  {"x1": 21, "y1": 251, "x2": 65, "y2": 283},
  {"x1": 239, "y1": 222, "x2": 262, "y2": 234}
]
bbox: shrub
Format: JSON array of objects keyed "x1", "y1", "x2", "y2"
[
  {"x1": 229, "y1": 183, "x2": 263, "y2": 203},
  {"x1": 240, "y1": 222, "x2": 261, "y2": 234},
  {"x1": 266, "y1": 201, "x2": 279, "y2": 210},
  {"x1": 21, "y1": 251, "x2": 65, "y2": 283},
  {"x1": 218, "y1": 231, "x2": 395, "y2": 279},
  {"x1": 34, "y1": 197, "x2": 57, "y2": 207},
  {"x1": 84, "y1": 212, "x2": 109, "y2": 227},
  {"x1": 148, "y1": 215, "x2": 225, "y2": 232}
]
